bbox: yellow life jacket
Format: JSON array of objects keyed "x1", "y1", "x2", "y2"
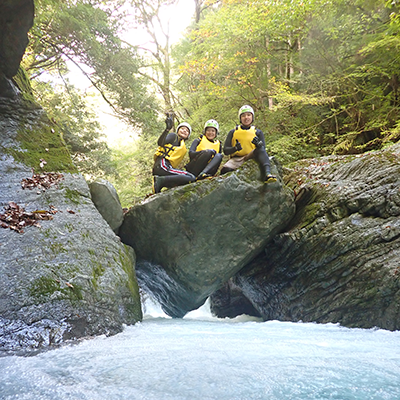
[
  {"x1": 196, "y1": 135, "x2": 220, "y2": 153},
  {"x1": 231, "y1": 125, "x2": 257, "y2": 157},
  {"x1": 154, "y1": 139, "x2": 187, "y2": 168}
]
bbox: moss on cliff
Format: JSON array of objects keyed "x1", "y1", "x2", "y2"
[
  {"x1": 30, "y1": 274, "x2": 83, "y2": 301},
  {"x1": 12, "y1": 67, "x2": 38, "y2": 106},
  {"x1": 120, "y1": 245, "x2": 142, "y2": 321},
  {"x1": 4, "y1": 67, "x2": 77, "y2": 173},
  {"x1": 9, "y1": 115, "x2": 77, "y2": 172}
]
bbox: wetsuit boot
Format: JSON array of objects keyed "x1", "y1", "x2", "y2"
[
  {"x1": 152, "y1": 175, "x2": 164, "y2": 194},
  {"x1": 254, "y1": 148, "x2": 277, "y2": 183},
  {"x1": 258, "y1": 163, "x2": 277, "y2": 183},
  {"x1": 264, "y1": 170, "x2": 277, "y2": 183}
]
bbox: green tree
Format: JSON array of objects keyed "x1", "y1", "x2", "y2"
[
  {"x1": 126, "y1": 0, "x2": 177, "y2": 114},
  {"x1": 33, "y1": 79, "x2": 116, "y2": 179},
  {"x1": 174, "y1": 0, "x2": 327, "y2": 161},
  {"x1": 175, "y1": 0, "x2": 400, "y2": 161},
  {"x1": 23, "y1": 0, "x2": 166, "y2": 200},
  {"x1": 26, "y1": 0, "x2": 161, "y2": 129},
  {"x1": 109, "y1": 137, "x2": 157, "y2": 206},
  {"x1": 297, "y1": 0, "x2": 398, "y2": 153}
]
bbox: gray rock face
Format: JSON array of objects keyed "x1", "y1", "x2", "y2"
[
  {"x1": 119, "y1": 160, "x2": 295, "y2": 317},
  {"x1": 0, "y1": 98, "x2": 142, "y2": 355},
  {"x1": 211, "y1": 144, "x2": 400, "y2": 330},
  {"x1": 0, "y1": 0, "x2": 34, "y2": 97},
  {"x1": 89, "y1": 179, "x2": 124, "y2": 233},
  {"x1": 0, "y1": 0, "x2": 34, "y2": 78}
]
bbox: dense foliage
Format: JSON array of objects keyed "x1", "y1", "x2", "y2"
[
  {"x1": 176, "y1": 0, "x2": 400, "y2": 162},
  {"x1": 23, "y1": 0, "x2": 400, "y2": 205},
  {"x1": 33, "y1": 80, "x2": 116, "y2": 179},
  {"x1": 25, "y1": 0, "x2": 162, "y2": 179}
]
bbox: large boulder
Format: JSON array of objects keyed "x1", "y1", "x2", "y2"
[
  {"x1": 119, "y1": 160, "x2": 295, "y2": 317},
  {"x1": 0, "y1": 97, "x2": 142, "y2": 354},
  {"x1": 211, "y1": 144, "x2": 400, "y2": 330},
  {"x1": 89, "y1": 179, "x2": 124, "y2": 233},
  {"x1": 1, "y1": 0, "x2": 141, "y2": 354}
]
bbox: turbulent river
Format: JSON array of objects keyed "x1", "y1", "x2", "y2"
[{"x1": 1, "y1": 298, "x2": 400, "y2": 400}]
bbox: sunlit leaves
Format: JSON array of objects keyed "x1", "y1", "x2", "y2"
[
  {"x1": 178, "y1": 0, "x2": 321, "y2": 103},
  {"x1": 32, "y1": 80, "x2": 115, "y2": 179},
  {"x1": 25, "y1": 0, "x2": 160, "y2": 130},
  {"x1": 175, "y1": 0, "x2": 400, "y2": 159}
]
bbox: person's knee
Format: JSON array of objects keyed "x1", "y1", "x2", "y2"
[
  {"x1": 201, "y1": 150, "x2": 214, "y2": 162},
  {"x1": 186, "y1": 172, "x2": 196, "y2": 182},
  {"x1": 189, "y1": 175, "x2": 196, "y2": 182}
]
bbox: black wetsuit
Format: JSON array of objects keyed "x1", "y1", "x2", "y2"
[
  {"x1": 221, "y1": 125, "x2": 272, "y2": 179},
  {"x1": 153, "y1": 129, "x2": 195, "y2": 188},
  {"x1": 185, "y1": 136, "x2": 223, "y2": 177}
]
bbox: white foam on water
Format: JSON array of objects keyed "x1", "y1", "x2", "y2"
[{"x1": 1, "y1": 298, "x2": 400, "y2": 399}]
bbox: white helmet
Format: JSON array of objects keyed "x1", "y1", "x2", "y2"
[
  {"x1": 204, "y1": 119, "x2": 219, "y2": 135},
  {"x1": 176, "y1": 122, "x2": 192, "y2": 138},
  {"x1": 238, "y1": 105, "x2": 254, "y2": 122}
]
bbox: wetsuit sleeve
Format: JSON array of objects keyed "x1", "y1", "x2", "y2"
[
  {"x1": 189, "y1": 138, "x2": 201, "y2": 159},
  {"x1": 157, "y1": 128, "x2": 169, "y2": 146},
  {"x1": 158, "y1": 130, "x2": 178, "y2": 146},
  {"x1": 256, "y1": 129, "x2": 266, "y2": 147},
  {"x1": 223, "y1": 129, "x2": 236, "y2": 155},
  {"x1": 218, "y1": 142, "x2": 222, "y2": 153}
]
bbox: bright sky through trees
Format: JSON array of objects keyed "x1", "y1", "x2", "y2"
[
  {"x1": 64, "y1": 0, "x2": 195, "y2": 146},
  {"x1": 62, "y1": 0, "x2": 194, "y2": 146},
  {"x1": 121, "y1": 0, "x2": 195, "y2": 49},
  {"x1": 66, "y1": 0, "x2": 195, "y2": 88}
]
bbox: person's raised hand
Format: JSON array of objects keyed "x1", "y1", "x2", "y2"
[{"x1": 165, "y1": 114, "x2": 174, "y2": 130}]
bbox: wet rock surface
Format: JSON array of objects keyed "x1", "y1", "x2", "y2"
[
  {"x1": 211, "y1": 145, "x2": 400, "y2": 330},
  {"x1": 0, "y1": 98, "x2": 142, "y2": 355}
]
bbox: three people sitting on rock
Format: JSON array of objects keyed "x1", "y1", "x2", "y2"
[{"x1": 152, "y1": 105, "x2": 276, "y2": 194}]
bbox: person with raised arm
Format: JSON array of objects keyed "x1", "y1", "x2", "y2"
[{"x1": 152, "y1": 114, "x2": 196, "y2": 194}]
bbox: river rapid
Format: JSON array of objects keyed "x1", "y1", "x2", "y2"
[{"x1": 1, "y1": 299, "x2": 400, "y2": 400}]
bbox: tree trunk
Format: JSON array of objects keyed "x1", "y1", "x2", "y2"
[{"x1": 266, "y1": 37, "x2": 273, "y2": 109}]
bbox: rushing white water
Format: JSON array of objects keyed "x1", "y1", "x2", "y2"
[{"x1": 1, "y1": 298, "x2": 400, "y2": 400}]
